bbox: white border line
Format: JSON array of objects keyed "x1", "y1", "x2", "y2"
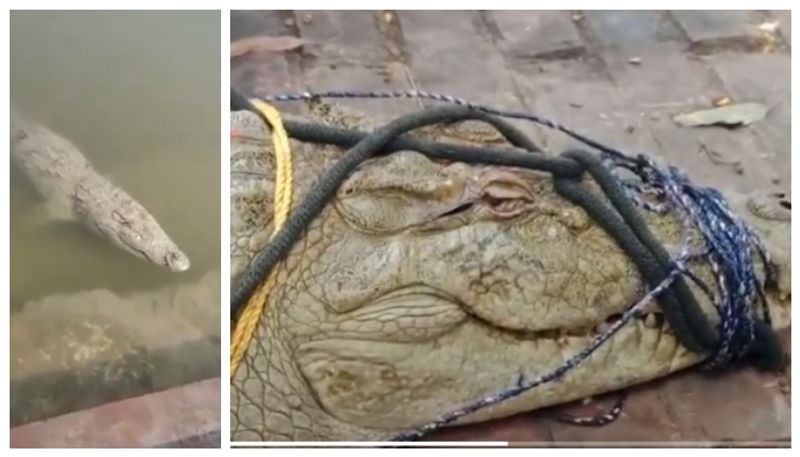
[
  {"x1": 235, "y1": 442, "x2": 507, "y2": 447},
  {"x1": 2, "y1": 2, "x2": 796, "y2": 452},
  {"x1": 220, "y1": 7, "x2": 232, "y2": 450},
  {"x1": 2, "y1": 6, "x2": 11, "y2": 451}
]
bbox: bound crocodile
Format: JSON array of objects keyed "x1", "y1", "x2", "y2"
[
  {"x1": 230, "y1": 103, "x2": 791, "y2": 441},
  {"x1": 11, "y1": 110, "x2": 190, "y2": 272}
]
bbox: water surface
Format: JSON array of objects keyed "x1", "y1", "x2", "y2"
[{"x1": 10, "y1": 10, "x2": 220, "y2": 306}]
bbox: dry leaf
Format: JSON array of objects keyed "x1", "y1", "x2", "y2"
[
  {"x1": 628, "y1": 57, "x2": 642, "y2": 65},
  {"x1": 673, "y1": 103, "x2": 769, "y2": 127},
  {"x1": 230, "y1": 36, "x2": 310, "y2": 58},
  {"x1": 712, "y1": 96, "x2": 732, "y2": 107}
]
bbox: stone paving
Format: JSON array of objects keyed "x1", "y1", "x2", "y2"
[
  {"x1": 10, "y1": 379, "x2": 221, "y2": 448},
  {"x1": 231, "y1": 10, "x2": 791, "y2": 444}
]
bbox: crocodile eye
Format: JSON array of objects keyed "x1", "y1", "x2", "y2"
[
  {"x1": 779, "y1": 200, "x2": 790, "y2": 210},
  {"x1": 483, "y1": 190, "x2": 527, "y2": 216},
  {"x1": 480, "y1": 173, "x2": 533, "y2": 219}
]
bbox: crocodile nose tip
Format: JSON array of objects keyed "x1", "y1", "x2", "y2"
[
  {"x1": 175, "y1": 258, "x2": 191, "y2": 272},
  {"x1": 167, "y1": 252, "x2": 191, "y2": 272}
]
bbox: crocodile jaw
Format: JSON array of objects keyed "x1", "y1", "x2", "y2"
[
  {"x1": 231, "y1": 279, "x2": 789, "y2": 442},
  {"x1": 293, "y1": 287, "x2": 789, "y2": 432}
]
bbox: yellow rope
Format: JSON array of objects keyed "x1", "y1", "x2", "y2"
[{"x1": 230, "y1": 100, "x2": 293, "y2": 379}]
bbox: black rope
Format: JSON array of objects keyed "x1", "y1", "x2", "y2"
[
  {"x1": 230, "y1": 103, "x2": 567, "y2": 318},
  {"x1": 280, "y1": 119, "x2": 584, "y2": 177}
]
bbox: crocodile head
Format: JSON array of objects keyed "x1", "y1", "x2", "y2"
[
  {"x1": 230, "y1": 106, "x2": 790, "y2": 441},
  {"x1": 76, "y1": 174, "x2": 191, "y2": 272}
]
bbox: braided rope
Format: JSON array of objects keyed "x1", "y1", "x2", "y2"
[{"x1": 230, "y1": 100, "x2": 294, "y2": 378}]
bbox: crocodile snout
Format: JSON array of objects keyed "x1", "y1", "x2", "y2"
[{"x1": 165, "y1": 249, "x2": 191, "y2": 272}]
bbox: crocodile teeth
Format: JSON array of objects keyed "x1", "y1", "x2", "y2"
[{"x1": 643, "y1": 313, "x2": 658, "y2": 328}]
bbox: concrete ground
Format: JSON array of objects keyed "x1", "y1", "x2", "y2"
[
  {"x1": 9, "y1": 273, "x2": 222, "y2": 448},
  {"x1": 231, "y1": 10, "x2": 790, "y2": 444},
  {"x1": 10, "y1": 379, "x2": 220, "y2": 448}
]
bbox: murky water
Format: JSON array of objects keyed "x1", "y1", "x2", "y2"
[
  {"x1": 9, "y1": 11, "x2": 220, "y2": 425},
  {"x1": 10, "y1": 10, "x2": 220, "y2": 305}
]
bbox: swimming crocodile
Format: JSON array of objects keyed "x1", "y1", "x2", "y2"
[
  {"x1": 229, "y1": 104, "x2": 791, "y2": 441},
  {"x1": 11, "y1": 110, "x2": 190, "y2": 272}
]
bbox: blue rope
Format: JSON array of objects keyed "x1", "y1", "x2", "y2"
[{"x1": 258, "y1": 89, "x2": 775, "y2": 439}]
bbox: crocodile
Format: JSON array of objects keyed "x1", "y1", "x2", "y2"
[
  {"x1": 10, "y1": 110, "x2": 190, "y2": 272},
  {"x1": 229, "y1": 104, "x2": 791, "y2": 441}
]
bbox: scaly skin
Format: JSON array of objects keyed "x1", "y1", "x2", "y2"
[
  {"x1": 230, "y1": 105, "x2": 791, "y2": 441},
  {"x1": 10, "y1": 111, "x2": 190, "y2": 272}
]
